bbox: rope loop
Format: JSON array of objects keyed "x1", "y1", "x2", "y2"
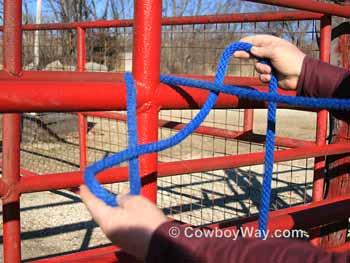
[{"x1": 84, "y1": 41, "x2": 350, "y2": 234}]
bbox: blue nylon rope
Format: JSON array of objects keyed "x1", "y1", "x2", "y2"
[
  {"x1": 259, "y1": 68, "x2": 277, "y2": 232},
  {"x1": 84, "y1": 41, "x2": 350, "y2": 235},
  {"x1": 125, "y1": 73, "x2": 141, "y2": 197}
]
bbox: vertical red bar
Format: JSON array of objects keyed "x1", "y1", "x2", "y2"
[
  {"x1": 321, "y1": 8, "x2": 350, "y2": 248},
  {"x1": 2, "y1": 115, "x2": 21, "y2": 263},
  {"x1": 132, "y1": 0, "x2": 162, "y2": 203},
  {"x1": 77, "y1": 27, "x2": 86, "y2": 72},
  {"x1": 77, "y1": 27, "x2": 87, "y2": 170},
  {"x1": 243, "y1": 109, "x2": 254, "y2": 132},
  {"x1": 78, "y1": 113, "x2": 87, "y2": 170},
  {"x1": 312, "y1": 16, "x2": 331, "y2": 201},
  {"x1": 310, "y1": 15, "x2": 331, "y2": 247},
  {"x1": 3, "y1": 0, "x2": 22, "y2": 76},
  {"x1": 2, "y1": 2, "x2": 22, "y2": 262}
]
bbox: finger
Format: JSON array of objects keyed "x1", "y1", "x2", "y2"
[
  {"x1": 239, "y1": 34, "x2": 278, "y2": 47},
  {"x1": 259, "y1": 74, "x2": 271, "y2": 83},
  {"x1": 233, "y1": 50, "x2": 252, "y2": 59},
  {"x1": 255, "y1": 62, "x2": 272, "y2": 74},
  {"x1": 250, "y1": 46, "x2": 273, "y2": 59},
  {"x1": 80, "y1": 185, "x2": 116, "y2": 226}
]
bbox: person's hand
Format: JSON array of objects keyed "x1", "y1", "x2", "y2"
[
  {"x1": 234, "y1": 34, "x2": 306, "y2": 90},
  {"x1": 80, "y1": 185, "x2": 167, "y2": 261}
]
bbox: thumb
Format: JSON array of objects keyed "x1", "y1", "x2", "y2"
[
  {"x1": 80, "y1": 185, "x2": 115, "y2": 226},
  {"x1": 250, "y1": 46, "x2": 273, "y2": 59},
  {"x1": 116, "y1": 192, "x2": 139, "y2": 209}
]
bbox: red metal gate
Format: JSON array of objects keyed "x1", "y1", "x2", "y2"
[{"x1": 0, "y1": 0, "x2": 350, "y2": 262}]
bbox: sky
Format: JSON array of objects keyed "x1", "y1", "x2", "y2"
[{"x1": 21, "y1": 0, "x2": 280, "y2": 23}]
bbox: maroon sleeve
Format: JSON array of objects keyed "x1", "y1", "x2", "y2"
[
  {"x1": 296, "y1": 56, "x2": 350, "y2": 99},
  {"x1": 296, "y1": 56, "x2": 350, "y2": 121},
  {"x1": 146, "y1": 221, "x2": 350, "y2": 263}
]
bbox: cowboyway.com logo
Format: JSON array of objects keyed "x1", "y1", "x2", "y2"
[{"x1": 168, "y1": 226, "x2": 306, "y2": 240}]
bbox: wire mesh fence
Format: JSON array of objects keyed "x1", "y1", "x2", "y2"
[
  {"x1": 23, "y1": 30, "x2": 77, "y2": 71},
  {"x1": 85, "y1": 27, "x2": 133, "y2": 72},
  {"x1": 0, "y1": 17, "x2": 321, "y2": 260},
  {"x1": 13, "y1": 19, "x2": 320, "y2": 223}
]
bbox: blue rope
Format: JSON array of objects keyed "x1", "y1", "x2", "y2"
[
  {"x1": 84, "y1": 41, "x2": 350, "y2": 235},
  {"x1": 259, "y1": 69, "x2": 277, "y2": 232},
  {"x1": 159, "y1": 75, "x2": 350, "y2": 110},
  {"x1": 125, "y1": 73, "x2": 141, "y2": 197}
]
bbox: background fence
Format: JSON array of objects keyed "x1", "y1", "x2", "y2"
[{"x1": 0, "y1": 0, "x2": 349, "y2": 262}]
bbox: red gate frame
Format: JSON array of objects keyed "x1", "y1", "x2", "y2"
[{"x1": 0, "y1": 0, "x2": 349, "y2": 262}]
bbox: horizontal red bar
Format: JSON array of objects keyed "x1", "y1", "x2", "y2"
[
  {"x1": 208, "y1": 194, "x2": 350, "y2": 232},
  {"x1": 14, "y1": 143, "x2": 350, "y2": 195},
  {"x1": 0, "y1": 72, "x2": 310, "y2": 112},
  {"x1": 242, "y1": 196, "x2": 350, "y2": 233},
  {"x1": 6, "y1": 11, "x2": 323, "y2": 32},
  {"x1": 20, "y1": 168, "x2": 41, "y2": 177},
  {"x1": 327, "y1": 242, "x2": 350, "y2": 253},
  {"x1": 0, "y1": 164, "x2": 37, "y2": 195},
  {"x1": 0, "y1": 71, "x2": 264, "y2": 86},
  {"x1": 157, "y1": 143, "x2": 350, "y2": 177},
  {"x1": 247, "y1": 0, "x2": 350, "y2": 18},
  {"x1": 29, "y1": 245, "x2": 140, "y2": 263},
  {"x1": 28, "y1": 197, "x2": 350, "y2": 263},
  {"x1": 84, "y1": 111, "x2": 316, "y2": 148}
]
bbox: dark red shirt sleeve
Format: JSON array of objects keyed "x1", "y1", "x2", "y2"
[
  {"x1": 297, "y1": 56, "x2": 350, "y2": 99},
  {"x1": 146, "y1": 221, "x2": 349, "y2": 262},
  {"x1": 296, "y1": 56, "x2": 350, "y2": 121}
]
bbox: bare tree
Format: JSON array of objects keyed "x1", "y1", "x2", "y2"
[{"x1": 45, "y1": 0, "x2": 96, "y2": 22}]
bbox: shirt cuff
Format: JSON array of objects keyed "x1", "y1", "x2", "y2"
[{"x1": 296, "y1": 55, "x2": 350, "y2": 98}]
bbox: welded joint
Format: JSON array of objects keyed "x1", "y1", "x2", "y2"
[
  {"x1": 133, "y1": 79, "x2": 162, "y2": 114},
  {"x1": 0, "y1": 181, "x2": 20, "y2": 202},
  {"x1": 137, "y1": 100, "x2": 161, "y2": 115},
  {"x1": 3, "y1": 69, "x2": 23, "y2": 78}
]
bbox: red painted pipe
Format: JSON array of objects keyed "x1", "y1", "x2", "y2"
[
  {"x1": 3, "y1": 0, "x2": 22, "y2": 76},
  {"x1": 83, "y1": 111, "x2": 316, "y2": 148},
  {"x1": 0, "y1": 71, "x2": 266, "y2": 85},
  {"x1": 77, "y1": 27, "x2": 86, "y2": 72},
  {"x1": 312, "y1": 15, "x2": 332, "y2": 204},
  {"x1": 29, "y1": 197, "x2": 350, "y2": 263},
  {"x1": 0, "y1": 178, "x2": 7, "y2": 196},
  {"x1": 1, "y1": 11, "x2": 323, "y2": 32},
  {"x1": 2, "y1": 115, "x2": 22, "y2": 263},
  {"x1": 78, "y1": 113, "x2": 87, "y2": 170},
  {"x1": 77, "y1": 27, "x2": 88, "y2": 170},
  {"x1": 27, "y1": 197, "x2": 350, "y2": 262},
  {"x1": 2, "y1": 1, "x2": 22, "y2": 262},
  {"x1": 243, "y1": 109, "x2": 254, "y2": 132},
  {"x1": 132, "y1": 0, "x2": 162, "y2": 203},
  {"x1": 0, "y1": 167, "x2": 71, "y2": 196},
  {"x1": 327, "y1": 242, "x2": 350, "y2": 253},
  {"x1": 0, "y1": 161, "x2": 41, "y2": 177},
  {"x1": 0, "y1": 78, "x2": 309, "y2": 113},
  {"x1": 15, "y1": 143, "x2": 350, "y2": 194},
  {"x1": 29, "y1": 245, "x2": 139, "y2": 263},
  {"x1": 0, "y1": 70, "x2": 318, "y2": 112},
  {"x1": 247, "y1": 0, "x2": 350, "y2": 18},
  {"x1": 310, "y1": 16, "x2": 332, "y2": 246},
  {"x1": 240, "y1": 195, "x2": 350, "y2": 233},
  {"x1": 208, "y1": 195, "x2": 350, "y2": 231}
]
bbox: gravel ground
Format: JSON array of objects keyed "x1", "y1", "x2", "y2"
[{"x1": 0, "y1": 109, "x2": 317, "y2": 261}]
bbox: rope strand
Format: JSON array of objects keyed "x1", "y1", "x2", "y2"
[{"x1": 84, "y1": 41, "x2": 350, "y2": 235}]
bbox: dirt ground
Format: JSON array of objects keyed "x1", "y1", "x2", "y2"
[{"x1": 0, "y1": 108, "x2": 318, "y2": 261}]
